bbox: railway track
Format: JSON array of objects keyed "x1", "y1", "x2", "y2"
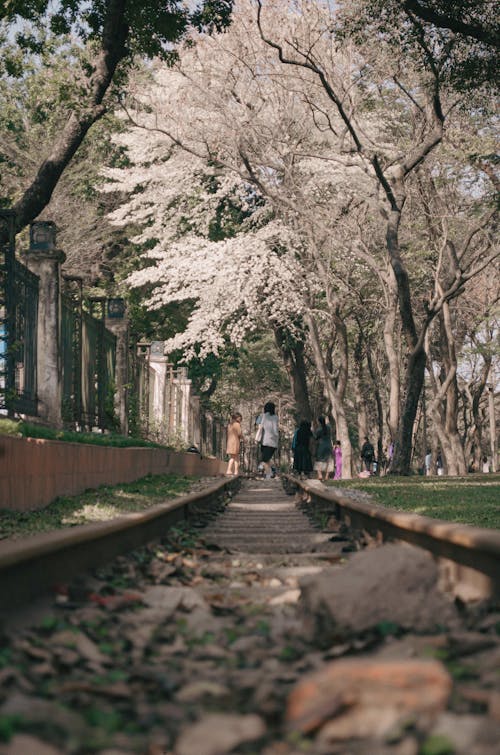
[
  {"x1": 0, "y1": 475, "x2": 499, "y2": 754},
  {"x1": 282, "y1": 475, "x2": 500, "y2": 601},
  {"x1": 2, "y1": 473, "x2": 498, "y2": 612},
  {"x1": 0, "y1": 477, "x2": 238, "y2": 615}
]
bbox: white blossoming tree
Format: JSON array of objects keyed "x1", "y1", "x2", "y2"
[
  {"x1": 105, "y1": 0, "x2": 497, "y2": 476},
  {"x1": 102, "y1": 128, "x2": 317, "y2": 433},
  {"x1": 105, "y1": 2, "x2": 382, "y2": 475}
]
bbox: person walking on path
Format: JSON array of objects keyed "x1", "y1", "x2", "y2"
[
  {"x1": 226, "y1": 412, "x2": 243, "y2": 476},
  {"x1": 360, "y1": 436, "x2": 375, "y2": 472},
  {"x1": 313, "y1": 416, "x2": 333, "y2": 481},
  {"x1": 259, "y1": 401, "x2": 279, "y2": 479},
  {"x1": 293, "y1": 420, "x2": 314, "y2": 478},
  {"x1": 333, "y1": 439, "x2": 342, "y2": 480}
]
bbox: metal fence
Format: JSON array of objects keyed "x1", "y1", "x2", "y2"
[
  {"x1": 61, "y1": 283, "x2": 118, "y2": 431},
  {"x1": 200, "y1": 411, "x2": 226, "y2": 459},
  {"x1": 239, "y1": 438, "x2": 292, "y2": 475},
  {"x1": 1, "y1": 212, "x2": 222, "y2": 454},
  {"x1": 0, "y1": 211, "x2": 39, "y2": 416},
  {"x1": 129, "y1": 342, "x2": 152, "y2": 438},
  {"x1": 61, "y1": 282, "x2": 82, "y2": 426},
  {"x1": 128, "y1": 344, "x2": 226, "y2": 457}
]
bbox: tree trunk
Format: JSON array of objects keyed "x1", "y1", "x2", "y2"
[
  {"x1": 440, "y1": 307, "x2": 467, "y2": 475},
  {"x1": 353, "y1": 328, "x2": 368, "y2": 448},
  {"x1": 306, "y1": 311, "x2": 353, "y2": 478},
  {"x1": 273, "y1": 325, "x2": 312, "y2": 422},
  {"x1": 385, "y1": 198, "x2": 425, "y2": 474},
  {"x1": 383, "y1": 268, "x2": 401, "y2": 442},
  {"x1": 468, "y1": 357, "x2": 492, "y2": 469},
  {"x1": 488, "y1": 385, "x2": 497, "y2": 472},
  {"x1": 426, "y1": 305, "x2": 467, "y2": 476},
  {"x1": 1, "y1": 0, "x2": 129, "y2": 242},
  {"x1": 365, "y1": 338, "x2": 385, "y2": 466},
  {"x1": 392, "y1": 344, "x2": 427, "y2": 474}
]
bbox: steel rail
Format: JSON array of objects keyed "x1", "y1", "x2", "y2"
[
  {"x1": 283, "y1": 475, "x2": 500, "y2": 599},
  {"x1": 0, "y1": 478, "x2": 239, "y2": 614}
]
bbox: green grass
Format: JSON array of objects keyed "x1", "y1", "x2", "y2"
[
  {"x1": 326, "y1": 474, "x2": 500, "y2": 530},
  {"x1": 0, "y1": 473, "x2": 195, "y2": 540},
  {"x1": 0, "y1": 419, "x2": 167, "y2": 449}
]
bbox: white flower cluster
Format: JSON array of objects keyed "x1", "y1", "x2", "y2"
[{"x1": 127, "y1": 220, "x2": 311, "y2": 359}]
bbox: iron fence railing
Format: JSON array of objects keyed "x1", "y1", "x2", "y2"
[
  {"x1": 61, "y1": 288, "x2": 82, "y2": 426},
  {"x1": 79, "y1": 308, "x2": 117, "y2": 431},
  {"x1": 198, "y1": 411, "x2": 226, "y2": 459},
  {"x1": 62, "y1": 284, "x2": 117, "y2": 431},
  {"x1": 0, "y1": 211, "x2": 39, "y2": 416},
  {"x1": 12, "y1": 260, "x2": 38, "y2": 415}
]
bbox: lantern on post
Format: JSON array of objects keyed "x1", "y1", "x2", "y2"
[
  {"x1": 29, "y1": 221, "x2": 57, "y2": 252},
  {"x1": 107, "y1": 297, "x2": 126, "y2": 319}
]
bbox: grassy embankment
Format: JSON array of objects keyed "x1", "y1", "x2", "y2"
[
  {"x1": 0, "y1": 474, "x2": 196, "y2": 541},
  {"x1": 326, "y1": 474, "x2": 500, "y2": 530}
]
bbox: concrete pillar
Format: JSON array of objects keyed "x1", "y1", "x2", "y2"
[
  {"x1": 25, "y1": 248, "x2": 65, "y2": 428},
  {"x1": 190, "y1": 395, "x2": 201, "y2": 449},
  {"x1": 104, "y1": 316, "x2": 129, "y2": 436},
  {"x1": 173, "y1": 366, "x2": 192, "y2": 444},
  {"x1": 149, "y1": 346, "x2": 169, "y2": 442}
]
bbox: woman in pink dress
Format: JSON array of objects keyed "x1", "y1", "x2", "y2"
[{"x1": 333, "y1": 440, "x2": 342, "y2": 480}]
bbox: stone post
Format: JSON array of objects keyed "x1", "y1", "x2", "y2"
[
  {"x1": 190, "y1": 395, "x2": 201, "y2": 449},
  {"x1": 24, "y1": 247, "x2": 65, "y2": 428},
  {"x1": 173, "y1": 366, "x2": 192, "y2": 445},
  {"x1": 149, "y1": 342, "x2": 169, "y2": 442}
]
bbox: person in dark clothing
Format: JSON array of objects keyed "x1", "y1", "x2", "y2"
[
  {"x1": 293, "y1": 420, "x2": 314, "y2": 477},
  {"x1": 313, "y1": 416, "x2": 333, "y2": 481},
  {"x1": 360, "y1": 436, "x2": 375, "y2": 472}
]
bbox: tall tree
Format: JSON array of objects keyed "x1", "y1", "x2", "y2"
[
  {"x1": 255, "y1": 0, "x2": 497, "y2": 473},
  {"x1": 0, "y1": 30, "x2": 131, "y2": 275},
  {"x1": 107, "y1": 0, "x2": 497, "y2": 475},
  {"x1": 337, "y1": 0, "x2": 499, "y2": 90},
  {"x1": 0, "y1": 0, "x2": 233, "y2": 241},
  {"x1": 103, "y1": 131, "x2": 315, "y2": 425}
]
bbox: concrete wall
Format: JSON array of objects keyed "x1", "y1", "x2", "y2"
[{"x1": 0, "y1": 435, "x2": 227, "y2": 512}]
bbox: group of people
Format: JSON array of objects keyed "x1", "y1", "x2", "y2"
[
  {"x1": 224, "y1": 413, "x2": 492, "y2": 478},
  {"x1": 225, "y1": 401, "x2": 279, "y2": 478},
  {"x1": 227, "y1": 406, "x2": 345, "y2": 480},
  {"x1": 226, "y1": 406, "x2": 394, "y2": 482},
  {"x1": 292, "y1": 416, "x2": 342, "y2": 481}
]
